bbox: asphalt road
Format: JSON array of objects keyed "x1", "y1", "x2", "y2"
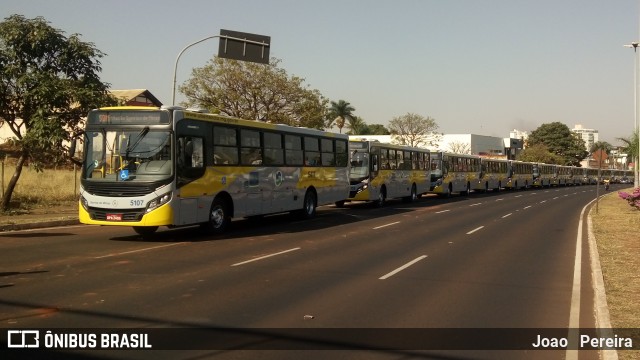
[{"x1": 0, "y1": 185, "x2": 610, "y2": 359}]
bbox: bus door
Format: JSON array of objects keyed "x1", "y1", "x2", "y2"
[{"x1": 176, "y1": 135, "x2": 208, "y2": 225}]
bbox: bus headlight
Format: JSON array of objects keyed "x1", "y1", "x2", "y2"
[
  {"x1": 80, "y1": 195, "x2": 89, "y2": 212},
  {"x1": 146, "y1": 192, "x2": 172, "y2": 213}
]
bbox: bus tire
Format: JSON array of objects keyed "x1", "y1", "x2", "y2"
[
  {"x1": 133, "y1": 226, "x2": 158, "y2": 238},
  {"x1": 375, "y1": 186, "x2": 387, "y2": 207},
  {"x1": 201, "y1": 198, "x2": 230, "y2": 234},
  {"x1": 298, "y1": 189, "x2": 317, "y2": 219},
  {"x1": 403, "y1": 184, "x2": 418, "y2": 203}
]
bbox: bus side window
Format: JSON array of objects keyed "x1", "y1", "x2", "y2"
[{"x1": 177, "y1": 136, "x2": 205, "y2": 184}]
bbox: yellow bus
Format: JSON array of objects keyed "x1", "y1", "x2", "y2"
[
  {"x1": 430, "y1": 152, "x2": 481, "y2": 196},
  {"x1": 475, "y1": 158, "x2": 509, "y2": 192},
  {"x1": 79, "y1": 106, "x2": 350, "y2": 236},
  {"x1": 344, "y1": 139, "x2": 430, "y2": 206},
  {"x1": 533, "y1": 163, "x2": 555, "y2": 188},
  {"x1": 506, "y1": 161, "x2": 534, "y2": 190}
]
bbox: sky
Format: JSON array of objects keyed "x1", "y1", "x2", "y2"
[{"x1": 3, "y1": 0, "x2": 640, "y2": 144}]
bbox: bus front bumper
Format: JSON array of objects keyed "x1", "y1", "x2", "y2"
[{"x1": 79, "y1": 201, "x2": 174, "y2": 227}]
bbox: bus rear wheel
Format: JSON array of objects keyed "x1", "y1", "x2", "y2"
[
  {"x1": 201, "y1": 198, "x2": 230, "y2": 234},
  {"x1": 297, "y1": 190, "x2": 317, "y2": 219},
  {"x1": 375, "y1": 187, "x2": 387, "y2": 207}
]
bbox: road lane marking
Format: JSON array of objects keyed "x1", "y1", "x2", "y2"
[
  {"x1": 515, "y1": 195, "x2": 523, "y2": 198},
  {"x1": 373, "y1": 221, "x2": 400, "y2": 230},
  {"x1": 231, "y1": 247, "x2": 301, "y2": 267},
  {"x1": 466, "y1": 226, "x2": 484, "y2": 235},
  {"x1": 502, "y1": 213, "x2": 512, "y2": 218},
  {"x1": 540, "y1": 200, "x2": 547, "y2": 204},
  {"x1": 379, "y1": 255, "x2": 427, "y2": 280},
  {"x1": 553, "y1": 197, "x2": 559, "y2": 200},
  {"x1": 523, "y1": 205, "x2": 532, "y2": 210},
  {"x1": 435, "y1": 210, "x2": 450, "y2": 214},
  {"x1": 566, "y1": 197, "x2": 597, "y2": 360},
  {"x1": 469, "y1": 203, "x2": 482, "y2": 207},
  {"x1": 94, "y1": 243, "x2": 183, "y2": 259},
  {"x1": 496, "y1": 198, "x2": 504, "y2": 201}
]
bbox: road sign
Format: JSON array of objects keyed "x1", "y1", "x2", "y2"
[{"x1": 218, "y1": 29, "x2": 270, "y2": 64}]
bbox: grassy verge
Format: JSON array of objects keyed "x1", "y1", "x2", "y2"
[
  {"x1": 591, "y1": 188, "x2": 640, "y2": 360},
  {"x1": 1, "y1": 165, "x2": 80, "y2": 213}
]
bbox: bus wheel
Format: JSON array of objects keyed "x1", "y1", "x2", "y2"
[
  {"x1": 298, "y1": 190, "x2": 317, "y2": 219},
  {"x1": 202, "y1": 198, "x2": 230, "y2": 234},
  {"x1": 133, "y1": 226, "x2": 158, "y2": 238},
  {"x1": 403, "y1": 184, "x2": 417, "y2": 203},
  {"x1": 376, "y1": 187, "x2": 387, "y2": 207}
]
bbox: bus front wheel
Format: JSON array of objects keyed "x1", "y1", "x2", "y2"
[
  {"x1": 201, "y1": 198, "x2": 230, "y2": 234},
  {"x1": 133, "y1": 226, "x2": 158, "y2": 238}
]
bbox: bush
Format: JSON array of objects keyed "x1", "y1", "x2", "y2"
[{"x1": 618, "y1": 188, "x2": 640, "y2": 210}]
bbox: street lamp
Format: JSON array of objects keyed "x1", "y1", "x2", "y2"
[
  {"x1": 624, "y1": 42, "x2": 640, "y2": 188},
  {"x1": 171, "y1": 31, "x2": 270, "y2": 106}
]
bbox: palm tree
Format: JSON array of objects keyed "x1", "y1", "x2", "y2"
[
  {"x1": 326, "y1": 100, "x2": 355, "y2": 133},
  {"x1": 346, "y1": 116, "x2": 367, "y2": 135}
]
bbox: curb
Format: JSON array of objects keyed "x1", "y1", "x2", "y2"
[
  {"x1": 0, "y1": 218, "x2": 80, "y2": 232},
  {"x1": 587, "y1": 209, "x2": 618, "y2": 360}
]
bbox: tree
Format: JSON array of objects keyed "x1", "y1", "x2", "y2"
[
  {"x1": 180, "y1": 57, "x2": 327, "y2": 129},
  {"x1": 617, "y1": 130, "x2": 638, "y2": 162},
  {"x1": 0, "y1": 15, "x2": 114, "y2": 211},
  {"x1": 516, "y1": 143, "x2": 564, "y2": 164},
  {"x1": 447, "y1": 141, "x2": 471, "y2": 154},
  {"x1": 526, "y1": 122, "x2": 588, "y2": 166},
  {"x1": 388, "y1": 113, "x2": 440, "y2": 148},
  {"x1": 345, "y1": 116, "x2": 367, "y2": 135},
  {"x1": 326, "y1": 100, "x2": 355, "y2": 133}
]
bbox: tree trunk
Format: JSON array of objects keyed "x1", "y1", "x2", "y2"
[{"x1": 1, "y1": 152, "x2": 28, "y2": 211}]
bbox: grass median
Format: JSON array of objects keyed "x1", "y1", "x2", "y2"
[{"x1": 591, "y1": 188, "x2": 640, "y2": 360}]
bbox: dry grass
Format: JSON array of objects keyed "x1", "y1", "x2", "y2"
[
  {"x1": 591, "y1": 188, "x2": 640, "y2": 360},
  {"x1": 1, "y1": 164, "x2": 80, "y2": 212}
]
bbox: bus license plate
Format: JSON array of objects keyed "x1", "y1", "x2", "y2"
[{"x1": 106, "y1": 214, "x2": 123, "y2": 221}]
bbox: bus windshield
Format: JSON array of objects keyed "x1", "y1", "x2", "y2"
[
  {"x1": 83, "y1": 129, "x2": 173, "y2": 182},
  {"x1": 349, "y1": 150, "x2": 370, "y2": 181}
]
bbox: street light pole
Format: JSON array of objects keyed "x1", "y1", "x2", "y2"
[
  {"x1": 172, "y1": 35, "x2": 219, "y2": 106},
  {"x1": 624, "y1": 42, "x2": 640, "y2": 188},
  {"x1": 171, "y1": 33, "x2": 271, "y2": 106}
]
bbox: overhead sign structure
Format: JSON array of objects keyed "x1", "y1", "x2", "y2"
[
  {"x1": 218, "y1": 29, "x2": 270, "y2": 64},
  {"x1": 172, "y1": 30, "x2": 271, "y2": 104}
]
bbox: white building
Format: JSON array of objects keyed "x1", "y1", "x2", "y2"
[
  {"x1": 348, "y1": 134, "x2": 521, "y2": 158},
  {"x1": 572, "y1": 124, "x2": 599, "y2": 152}
]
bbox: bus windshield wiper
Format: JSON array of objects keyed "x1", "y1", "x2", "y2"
[{"x1": 125, "y1": 126, "x2": 149, "y2": 159}]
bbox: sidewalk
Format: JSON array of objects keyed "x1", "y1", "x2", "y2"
[{"x1": 0, "y1": 201, "x2": 79, "y2": 232}]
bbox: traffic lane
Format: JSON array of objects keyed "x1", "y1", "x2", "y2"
[
  {"x1": 1, "y1": 186, "x2": 589, "y2": 327},
  {"x1": 0, "y1": 192, "x2": 531, "y2": 328},
  {"x1": 0, "y1": 205, "x2": 428, "y2": 328},
  {"x1": 0, "y1": 187, "x2": 596, "y2": 330},
  {"x1": 124, "y1": 187, "x2": 599, "y2": 329}
]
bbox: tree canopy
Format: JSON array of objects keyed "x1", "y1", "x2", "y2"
[
  {"x1": 180, "y1": 57, "x2": 327, "y2": 129},
  {"x1": 388, "y1": 113, "x2": 440, "y2": 148},
  {"x1": 326, "y1": 100, "x2": 355, "y2": 133},
  {"x1": 0, "y1": 14, "x2": 114, "y2": 210},
  {"x1": 526, "y1": 122, "x2": 588, "y2": 166},
  {"x1": 516, "y1": 143, "x2": 564, "y2": 164}
]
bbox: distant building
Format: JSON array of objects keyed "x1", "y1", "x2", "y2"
[
  {"x1": 572, "y1": 124, "x2": 599, "y2": 152},
  {"x1": 348, "y1": 133, "x2": 523, "y2": 159},
  {"x1": 110, "y1": 89, "x2": 163, "y2": 107},
  {"x1": 509, "y1": 129, "x2": 529, "y2": 142}
]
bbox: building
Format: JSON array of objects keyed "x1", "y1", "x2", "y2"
[
  {"x1": 572, "y1": 124, "x2": 599, "y2": 152},
  {"x1": 349, "y1": 134, "x2": 523, "y2": 159},
  {"x1": 110, "y1": 89, "x2": 163, "y2": 107}
]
